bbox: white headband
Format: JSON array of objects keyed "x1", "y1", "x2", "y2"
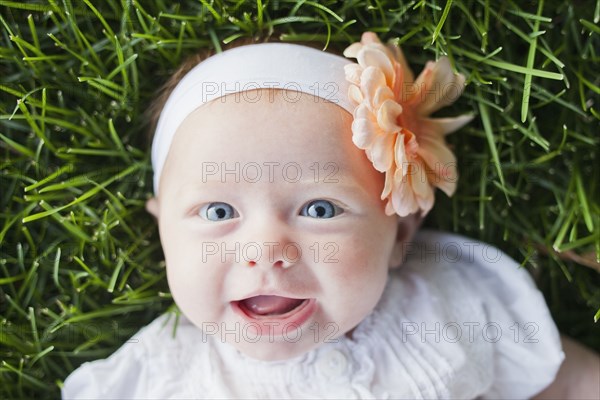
[{"x1": 151, "y1": 42, "x2": 353, "y2": 194}]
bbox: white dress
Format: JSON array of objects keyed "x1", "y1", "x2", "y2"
[{"x1": 62, "y1": 230, "x2": 564, "y2": 399}]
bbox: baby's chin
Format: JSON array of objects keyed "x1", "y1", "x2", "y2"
[
  {"x1": 228, "y1": 334, "x2": 324, "y2": 362},
  {"x1": 226, "y1": 321, "x2": 361, "y2": 361}
]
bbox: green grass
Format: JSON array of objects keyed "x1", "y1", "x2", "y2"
[{"x1": 1, "y1": 1, "x2": 599, "y2": 398}]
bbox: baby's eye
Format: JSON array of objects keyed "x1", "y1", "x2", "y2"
[
  {"x1": 199, "y1": 202, "x2": 238, "y2": 221},
  {"x1": 300, "y1": 200, "x2": 343, "y2": 219}
]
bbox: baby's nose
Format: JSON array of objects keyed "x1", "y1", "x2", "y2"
[
  {"x1": 245, "y1": 240, "x2": 299, "y2": 269},
  {"x1": 241, "y1": 217, "x2": 299, "y2": 269}
]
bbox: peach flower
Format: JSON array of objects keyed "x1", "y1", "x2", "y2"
[{"x1": 343, "y1": 32, "x2": 473, "y2": 217}]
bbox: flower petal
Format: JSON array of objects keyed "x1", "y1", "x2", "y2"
[
  {"x1": 348, "y1": 85, "x2": 363, "y2": 104},
  {"x1": 391, "y1": 179, "x2": 419, "y2": 217},
  {"x1": 343, "y1": 42, "x2": 363, "y2": 58},
  {"x1": 384, "y1": 199, "x2": 395, "y2": 216},
  {"x1": 412, "y1": 57, "x2": 466, "y2": 116},
  {"x1": 370, "y1": 132, "x2": 396, "y2": 172},
  {"x1": 353, "y1": 103, "x2": 371, "y2": 119},
  {"x1": 404, "y1": 129, "x2": 419, "y2": 158},
  {"x1": 417, "y1": 135, "x2": 456, "y2": 169},
  {"x1": 360, "y1": 31, "x2": 382, "y2": 45},
  {"x1": 416, "y1": 135, "x2": 457, "y2": 196},
  {"x1": 410, "y1": 161, "x2": 431, "y2": 199},
  {"x1": 381, "y1": 167, "x2": 394, "y2": 200},
  {"x1": 357, "y1": 47, "x2": 394, "y2": 86},
  {"x1": 394, "y1": 132, "x2": 408, "y2": 177},
  {"x1": 360, "y1": 66, "x2": 387, "y2": 104},
  {"x1": 433, "y1": 166, "x2": 458, "y2": 197},
  {"x1": 344, "y1": 64, "x2": 363, "y2": 86},
  {"x1": 351, "y1": 118, "x2": 378, "y2": 149},
  {"x1": 372, "y1": 85, "x2": 395, "y2": 109},
  {"x1": 386, "y1": 40, "x2": 414, "y2": 84},
  {"x1": 415, "y1": 184, "x2": 435, "y2": 215},
  {"x1": 421, "y1": 114, "x2": 474, "y2": 137},
  {"x1": 377, "y1": 99, "x2": 403, "y2": 133}
]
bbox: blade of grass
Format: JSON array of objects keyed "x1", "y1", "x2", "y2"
[
  {"x1": 1, "y1": 361, "x2": 48, "y2": 390},
  {"x1": 0, "y1": 1, "x2": 54, "y2": 11},
  {"x1": 502, "y1": 114, "x2": 550, "y2": 150},
  {"x1": 0, "y1": 132, "x2": 35, "y2": 157},
  {"x1": 24, "y1": 164, "x2": 73, "y2": 192},
  {"x1": 575, "y1": 169, "x2": 594, "y2": 232},
  {"x1": 53, "y1": 247, "x2": 62, "y2": 290},
  {"x1": 432, "y1": 0, "x2": 452, "y2": 44},
  {"x1": 17, "y1": 100, "x2": 58, "y2": 153},
  {"x1": 81, "y1": 0, "x2": 115, "y2": 37},
  {"x1": 580, "y1": 19, "x2": 600, "y2": 34},
  {"x1": 454, "y1": 47, "x2": 563, "y2": 80},
  {"x1": 476, "y1": 86, "x2": 509, "y2": 204},
  {"x1": 38, "y1": 201, "x2": 92, "y2": 242},
  {"x1": 521, "y1": 0, "x2": 544, "y2": 122}
]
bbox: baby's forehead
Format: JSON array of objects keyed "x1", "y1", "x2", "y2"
[
  {"x1": 175, "y1": 89, "x2": 352, "y2": 141},
  {"x1": 160, "y1": 91, "x2": 384, "y2": 195},
  {"x1": 169, "y1": 90, "x2": 354, "y2": 164}
]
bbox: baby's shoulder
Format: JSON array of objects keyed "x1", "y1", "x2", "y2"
[
  {"x1": 390, "y1": 229, "x2": 556, "y2": 343},
  {"x1": 380, "y1": 230, "x2": 563, "y2": 399},
  {"x1": 399, "y1": 230, "x2": 531, "y2": 295},
  {"x1": 62, "y1": 313, "x2": 206, "y2": 399}
]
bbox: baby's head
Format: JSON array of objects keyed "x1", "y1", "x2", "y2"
[{"x1": 146, "y1": 33, "x2": 469, "y2": 361}]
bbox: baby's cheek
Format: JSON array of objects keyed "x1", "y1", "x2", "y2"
[
  {"x1": 164, "y1": 251, "x2": 225, "y2": 317},
  {"x1": 345, "y1": 232, "x2": 390, "y2": 264},
  {"x1": 167, "y1": 269, "x2": 224, "y2": 326},
  {"x1": 318, "y1": 242, "x2": 388, "y2": 330},
  {"x1": 330, "y1": 240, "x2": 389, "y2": 285}
]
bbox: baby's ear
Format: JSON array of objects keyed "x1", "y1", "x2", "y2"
[
  {"x1": 145, "y1": 197, "x2": 160, "y2": 219},
  {"x1": 388, "y1": 213, "x2": 422, "y2": 268}
]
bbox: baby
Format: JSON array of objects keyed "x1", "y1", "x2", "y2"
[{"x1": 62, "y1": 33, "x2": 597, "y2": 398}]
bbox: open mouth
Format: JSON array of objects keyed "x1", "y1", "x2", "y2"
[
  {"x1": 236, "y1": 295, "x2": 309, "y2": 319},
  {"x1": 231, "y1": 296, "x2": 316, "y2": 336}
]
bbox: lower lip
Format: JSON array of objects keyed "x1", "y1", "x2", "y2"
[{"x1": 231, "y1": 298, "x2": 317, "y2": 337}]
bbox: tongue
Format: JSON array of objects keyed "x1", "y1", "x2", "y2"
[{"x1": 241, "y1": 296, "x2": 304, "y2": 316}]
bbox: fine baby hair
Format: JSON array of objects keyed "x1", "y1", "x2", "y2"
[{"x1": 63, "y1": 33, "x2": 565, "y2": 399}]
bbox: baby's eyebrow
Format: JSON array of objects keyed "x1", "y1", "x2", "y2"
[
  {"x1": 175, "y1": 177, "x2": 372, "y2": 199},
  {"x1": 289, "y1": 179, "x2": 371, "y2": 196}
]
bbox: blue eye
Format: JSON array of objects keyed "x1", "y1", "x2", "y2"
[
  {"x1": 300, "y1": 200, "x2": 342, "y2": 219},
  {"x1": 199, "y1": 202, "x2": 237, "y2": 221}
]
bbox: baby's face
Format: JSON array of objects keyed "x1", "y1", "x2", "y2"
[{"x1": 151, "y1": 90, "x2": 407, "y2": 360}]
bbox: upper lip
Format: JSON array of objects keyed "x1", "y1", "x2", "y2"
[{"x1": 232, "y1": 289, "x2": 307, "y2": 302}]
